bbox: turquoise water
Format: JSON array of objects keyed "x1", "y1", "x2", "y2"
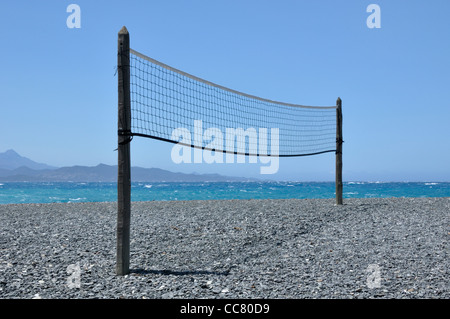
[{"x1": 0, "y1": 181, "x2": 449, "y2": 205}]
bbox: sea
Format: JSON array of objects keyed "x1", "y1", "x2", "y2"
[{"x1": 0, "y1": 181, "x2": 449, "y2": 205}]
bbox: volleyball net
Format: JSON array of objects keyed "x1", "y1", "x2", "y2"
[
  {"x1": 116, "y1": 26, "x2": 343, "y2": 276},
  {"x1": 128, "y1": 49, "x2": 337, "y2": 157}
]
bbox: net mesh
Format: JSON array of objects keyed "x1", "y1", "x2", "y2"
[{"x1": 129, "y1": 49, "x2": 337, "y2": 157}]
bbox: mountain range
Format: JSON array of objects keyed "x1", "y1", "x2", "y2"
[{"x1": 0, "y1": 150, "x2": 252, "y2": 182}]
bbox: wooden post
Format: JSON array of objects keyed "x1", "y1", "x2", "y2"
[
  {"x1": 117, "y1": 26, "x2": 131, "y2": 275},
  {"x1": 336, "y1": 97, "x2": 343, "y2": 205}
]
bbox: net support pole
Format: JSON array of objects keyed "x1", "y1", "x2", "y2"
[
  {"x1": 117, "y1": 26, "x2": 131, "y2": 275},
  {"x1": 335, "y1": 97, "x2": 343, "y2": 205}
]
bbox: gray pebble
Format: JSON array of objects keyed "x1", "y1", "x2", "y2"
[{"x1": 0, "y1": 198, "x2": 448, "y2": 298}]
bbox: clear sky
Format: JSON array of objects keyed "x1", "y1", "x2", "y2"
[{"x1": 1, "y1": 0, "x2": 449, "y2": 181}]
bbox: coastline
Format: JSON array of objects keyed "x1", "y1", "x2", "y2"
[
  {"x1": 0, "y1": 198, "x2": 448, "y2": 299},
  {"x1": 1, "y1": 181, "x2": 450, "y2": 205}
]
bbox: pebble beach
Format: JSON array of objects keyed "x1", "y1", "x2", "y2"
[{"x1": 0, "y1": 198, "x2": 448, "y2": 299}]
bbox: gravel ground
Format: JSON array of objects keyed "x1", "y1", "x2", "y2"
[{"x1": 0, "y1": 198, "x2": 448, "y2": 299}]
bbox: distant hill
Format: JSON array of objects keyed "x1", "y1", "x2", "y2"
[
  {"x1": 0, "y1": 150, "x2": 253, "y2": 182},
  {"x1": 0, "y1": 164, "x2": 253, "y2": 182},
  {"x1": 0, "y1": 149, "x2": 56, "y2": 170}
]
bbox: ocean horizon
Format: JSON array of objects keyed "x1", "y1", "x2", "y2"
[{"x1": 0, "y1": 181, "x2": 449, "y2": 205}]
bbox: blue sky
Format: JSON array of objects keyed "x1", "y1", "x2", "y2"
[{"x1": 1, "y1": 0, "x2": 449, "y2": 181}]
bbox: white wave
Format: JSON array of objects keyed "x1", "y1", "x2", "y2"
[
  {"x1": 144, "y1": 184, "x2": 152, "y2": 188},
  {"x1": 424, "y1": 182, "x2": 438, "y2": 186}
]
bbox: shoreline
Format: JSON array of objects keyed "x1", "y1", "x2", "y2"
[
  {"x1": 0, "y1": 198, "x2": 448, "y2": 299},
  {"x1": 1, "y1": 194, "x2": 449, "y2": 207}
]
